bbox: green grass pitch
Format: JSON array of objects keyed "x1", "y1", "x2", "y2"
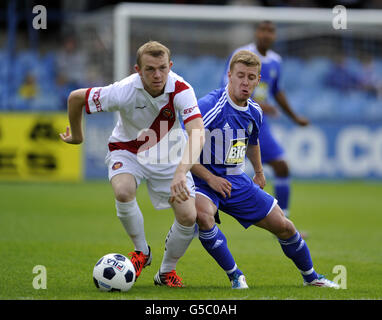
[{"x1": 0, "y1": 180, "x2": 381, "y2": 300}]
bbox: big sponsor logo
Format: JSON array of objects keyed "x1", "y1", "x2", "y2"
[{"x1": 225, "y1": 138, "x2": 248, "y2": 165}]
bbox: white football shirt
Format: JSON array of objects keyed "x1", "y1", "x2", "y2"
[{"x1": 85, "y1": 71, "x2": 202, "y2": 164}]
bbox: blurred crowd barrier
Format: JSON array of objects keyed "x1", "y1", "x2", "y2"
[{"x1": 1, "y1": 51, "x2": 381, "y2": 121}]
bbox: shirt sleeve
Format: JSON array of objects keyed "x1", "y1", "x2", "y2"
[
  {"x1": 173, "y1": 82, "x2": 202, "y2": 125},
  {"x1": 248, "y1": 103, "x2": 263, "y2": 145},
  {"x1": 249, "y1": 126, "x2": 259, "y2": 145},
  {"x1": 85, "y1": 82, "x2": 122, "y2": 114}
]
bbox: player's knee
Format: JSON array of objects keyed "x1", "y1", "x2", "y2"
[
  {"x1": 276, "y1": 217, "x2": 296, "y2": 239},
  {"x1": 271, "y1": 160, "x2": 289, "y2": 177},
  {"x1": 114, "y1": 189, "x2": 136, "y2": 202},
  {"x1": 111, "y1": 174, "x2": 137, "y2": 202},
  {"x1": 196, "y1": 211, "x2": 215, "y2": 230},
  {"x1": 172, "y1": 198, "x2": 197, "y2": 227},
  {"x1": 177, "y1": 211, "x2": 197, "y2": 227}
]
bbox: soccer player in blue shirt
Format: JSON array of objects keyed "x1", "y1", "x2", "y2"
[
  {"x1": 192, "y1": 49, "x2": 339, "y2": 289},
  {"x1": 222, "y1": 21, "x2": 309, "y2": 221}
]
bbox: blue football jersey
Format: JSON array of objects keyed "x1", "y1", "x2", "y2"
[
  {"x1": 198, "y1": 87, "x2": 263, "y2": 176},
  {"x1": 221, "y1": 43, "x2": 286, "y2": 164},
  {"x1": 221, "y1": 43, "x2": 282, "y2": 103}
]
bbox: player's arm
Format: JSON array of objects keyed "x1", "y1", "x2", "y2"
[
  {"x1": 59, "y1": 89, "x2": 88, "y2": 144},
  {"x1": 246, "y1": 142, "x2": 266, "y2": 189},
  {"x1": 257, "y1": 101, "x2": 279, "y2": 116},
  {"x1": 191, "y1": 164, "x2": 232, "y2": 198},
  {"x1": 170, "y1": 117, "x2": 205, "y2": 203},
  {"x1": 274, "y1": 91, "x2": 309, "y2": 126}
]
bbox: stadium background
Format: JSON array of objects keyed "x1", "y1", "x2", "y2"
[
  {"x1": 1, "y1": 0, "x2": 382, "y2": 182},
  {"x1": 1, "y1": 0, "x2": 382, "y2": 302}
]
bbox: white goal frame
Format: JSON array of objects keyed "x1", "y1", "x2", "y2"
[{"x1": 113, "y1": 2, "x2": 382, "y2": 81}]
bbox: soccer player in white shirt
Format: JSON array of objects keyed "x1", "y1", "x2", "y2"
[{"x1": 60, "y1": 41, "x2": 205, "y2": 287}]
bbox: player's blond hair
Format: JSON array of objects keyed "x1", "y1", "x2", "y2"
[
  {"x1": 229, "y1": 50, "x2": 262, "y2": 74},
  {"x1": 136, "y1": 41, "x2": 171, "y2": 67}
]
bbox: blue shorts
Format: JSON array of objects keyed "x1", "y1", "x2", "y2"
[
  {"x1": 193, "y1": 173, "x2": 277, "y2": 229},
  {"x1": 259, "y1": 115, "x2": 285, "y2": 163}
]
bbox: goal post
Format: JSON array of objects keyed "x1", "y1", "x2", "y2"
[{"x1": 113, "y1": 2, "x2": 382, "y2": 81}]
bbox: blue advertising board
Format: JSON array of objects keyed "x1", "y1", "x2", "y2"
[
  {"x1": 269, "y1": 119, "x2": 382, "y2": 179},
  {"x1": 84, "y1": 113, "x2": 382, "y2": 180}
]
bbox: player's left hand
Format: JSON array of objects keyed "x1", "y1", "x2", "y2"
[
  {"x1": 170, "y1": 171, "x2": 190, "y2": 204},
  {"x1": 253, "y1": 171, "x2": 266, "y2": 189},
  {"x1": 207, "y1": 176, "x2": 232, "y2": 198},
  {"x1": 294, "y1": 116, "x2": 310, "y2": 127}
]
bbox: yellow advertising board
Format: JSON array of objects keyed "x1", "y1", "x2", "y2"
[{"x1": 0, "y1": 113, "x2": 82, "y2": 181}]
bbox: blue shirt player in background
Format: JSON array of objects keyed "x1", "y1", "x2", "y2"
[
  {"x1": 222, "y1": 20, "x2": 309, "y2": 222},
  {"x1": 192, "y1": 49, "x2": 339, "y2": 289}
]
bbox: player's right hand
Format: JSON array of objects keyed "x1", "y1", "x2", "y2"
[
  {"x1": 59, "y1": 126, "x2": 83, "y2": 144},
  {"x1": 260, "y1": 103, "x2": 279, "y2": 117},
  {"x1": 207, "y1": 176, "x2": 232, "y2": 198},
  {"x1": 253, "y1": 171, "x2": 266, "y2": 189},
  {"x1": 170, "y1": 171, "x2": 190, "y2": 204}
]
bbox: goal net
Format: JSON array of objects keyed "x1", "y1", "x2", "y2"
[{"x1": 113, "y1": 3, "x2": 382, "y2": 118}]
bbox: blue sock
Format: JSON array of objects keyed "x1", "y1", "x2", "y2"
[
  {"x1": 199, "y1": 224, "x2": 237, "y2": 277},
  {"x1": 274, "y1": 177, "x2": 290, "y2": 217},
  {"x1": 278, "y1": 231, "x2": 318, "y2": 283}
]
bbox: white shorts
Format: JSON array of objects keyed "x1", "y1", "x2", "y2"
[{"x1": 105, "y1": 150, "x2": 196, "y2": 210}]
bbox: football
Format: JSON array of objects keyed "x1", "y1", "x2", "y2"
[{"x1": 93, "y1": 253, "x2": 136, "y2": 292}]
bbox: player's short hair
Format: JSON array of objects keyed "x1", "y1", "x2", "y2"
[
  {"x1": 255, "y1": 20, "x2": 275, "y2": 30},
  {"x1": 136, "y1": 41, "x2": 171, "y2": 67},
  {"x1": 229, "y1": 50, "x2": 262, "y2": 74}
]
